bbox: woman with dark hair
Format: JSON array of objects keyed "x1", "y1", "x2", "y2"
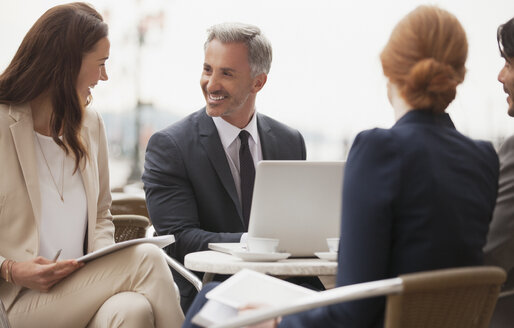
[
  {"x1": 183, "y1": 6, "x2": 499, "y2": 328},
  {"x1": 0, "y1": 3, "x2": 183, "y2": 327}
]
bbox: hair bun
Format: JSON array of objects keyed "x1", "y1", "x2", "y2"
[{"x1": 402, "y1": 58, "x2": 462, "y2": 112}]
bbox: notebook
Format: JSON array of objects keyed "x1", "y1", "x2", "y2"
[{"x1": 209, "y1": 160, "x2": 344, "y2": 257}]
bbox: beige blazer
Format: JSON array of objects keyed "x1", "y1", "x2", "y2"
[{"x1": 0, "y1": 103, "x2": 114, "y2": 309}]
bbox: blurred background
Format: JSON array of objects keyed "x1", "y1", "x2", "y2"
[{"x1": 2, "y1": 0, "x2": 514, "y2": 189}]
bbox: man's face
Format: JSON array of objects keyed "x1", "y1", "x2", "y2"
[
  {"x1": 498, "y1": 57, "x2": 514, "y2": 116},
  {"x1": 200, "y1": 39, "x2": 265, "y2": 127}
]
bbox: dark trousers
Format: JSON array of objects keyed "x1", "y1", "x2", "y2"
[
  {"x1": 181, "y1": 276, "x2": 325, "y2": 327},
  {"x1": 182, "y1": 282, "x2": 219, "y2": 328}
]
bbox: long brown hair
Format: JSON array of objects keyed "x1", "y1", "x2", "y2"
[
  {"x1": 380, "y1": 6, "x2": 467, "y2": 113},
  {"x1": 0, "y1": 2, "x2": 108, "y2": 169}
]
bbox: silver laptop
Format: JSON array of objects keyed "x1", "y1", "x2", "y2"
[{"x1": 209, "y1": 160, "x2": 344, "y2": 257}]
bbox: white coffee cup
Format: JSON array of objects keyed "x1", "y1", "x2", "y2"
[
  {"x1": 326, "y1": 238, "x2": 340, "y2": 253},
  {"x1": 247, "y1": 237, "x2": 279, "y2": 253}
]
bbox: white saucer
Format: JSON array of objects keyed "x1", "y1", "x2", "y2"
[
  {"x1": 314, "y1": 252, "x2": 338, "y2": 261},
  {"x1": 231, "y1": 251, "x2": 291, "y2": 262}
]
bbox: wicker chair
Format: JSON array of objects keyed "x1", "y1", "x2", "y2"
[
  {"x1": 111, "y1": 194, "x2": 149, "y2": 218},
  {"x1": 112, "y1": 214, "x2": 151, "y2": 243},
  {"x1": 111, "y1": 193, "x2": 152, "y2": 242},
  {"x1": 211, "y1": 266, "x2": 506, "y2": 328}
]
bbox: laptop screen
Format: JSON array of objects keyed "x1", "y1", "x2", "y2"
[{"x1": 248, "y1": 161, "x2": 344, "y2": 257}]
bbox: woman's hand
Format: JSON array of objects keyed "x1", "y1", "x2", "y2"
[{"x1": 11, "y1": 257, "x2": 84, "y2": 292}]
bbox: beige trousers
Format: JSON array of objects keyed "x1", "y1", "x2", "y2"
[{"x1": 7, "y1": 244, "x2": 184, "y2": 328}]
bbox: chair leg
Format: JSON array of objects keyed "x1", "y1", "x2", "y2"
[
  {"x1": 489, "y1": 292, "x2": 514, "y2": 328},
  {"x1": 162, "y1": 250, "x2": 203, "y2": 292}
]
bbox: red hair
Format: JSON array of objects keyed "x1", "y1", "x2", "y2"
[{"x1": 381, "y1": 6, "x2": 467, "y2": 113}]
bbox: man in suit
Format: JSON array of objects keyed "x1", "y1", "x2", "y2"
[
  {"x1": 142, "y1": 22, "x2": 306, "y2": 311},
  {"x1": 484, "y1": 16, "x2": 514, "y2": 291},
  {"x1": 484, "y1": 18, "x2": 514, "y2": 328}
]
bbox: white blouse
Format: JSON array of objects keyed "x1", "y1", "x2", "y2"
[{"x1": 34, "y1": 132, "x2": 88, "y2": 260}]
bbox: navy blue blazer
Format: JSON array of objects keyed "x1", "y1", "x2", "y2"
[
  {"x1": 280, "y1": 109, "x2": 499, "y2": 327},
  {"x1": 142, "y1": 108, "x2": 305, "y2": 306}
]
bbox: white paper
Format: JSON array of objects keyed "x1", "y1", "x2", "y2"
[
  {"x1": 192, "y1": 269, "x2": 315, "y2": 327},
  {"x1": 207, "y1": 269, "x2": 315, "y2": 308},
  {"x1": 76, "y1": 235, "x2": 174, "y2": 263}
]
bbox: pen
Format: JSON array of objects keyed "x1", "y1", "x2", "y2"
[{"x1": 52, "y1": 249, "x2": 62, "y2": 262}]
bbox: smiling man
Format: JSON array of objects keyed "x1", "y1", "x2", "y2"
[
  {"x1": 484, "y1": 16, "x2": 514, "y2": 297},
  {"x1": 142, "y1": 23, "x2": 306, "y2": 311}
]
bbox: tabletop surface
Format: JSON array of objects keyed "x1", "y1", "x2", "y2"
[{"x1": 185, "y1": 250, "x2": 338, "y2": 276}]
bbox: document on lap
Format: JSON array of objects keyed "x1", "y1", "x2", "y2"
[
  {"x1": 76, "y1": 235, "x2": 175, "y2": 263},
  {"x1": 192, "y1": 269, "x2": 315, "y2": 327}
]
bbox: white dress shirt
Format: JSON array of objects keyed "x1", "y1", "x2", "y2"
[
  {"x1": 212, "y1": 113, "x2": 262, "y2": 243},
  {"x1": 212, "y1": 113, "x2": 263, "y2": 202}
]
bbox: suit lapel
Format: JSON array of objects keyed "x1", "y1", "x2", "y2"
[
  {"x1": 257, "y1": 114, "x2": 277, "y2": 160},
  {"x1": 9, "y1": 104, "x2": 42, "y2": 230},
  {"x1": 198, "y1": 110, "x2": 243, "y2": 221},
  {"x1": 79, "y1": 123, "x2": 96, "y2": 252}
]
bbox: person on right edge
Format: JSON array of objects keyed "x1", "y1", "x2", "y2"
[
  {"x1": 484, "y1": 16, "x2": 514, "y2": 291},
  {"x1": 483, "y1": 16, "x2": 514, "y2": 328},
  {"x1": 182, "y1": 5, "x2": 499, "y2": 328}
]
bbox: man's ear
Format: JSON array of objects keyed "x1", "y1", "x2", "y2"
[{"x1": 252, "y1": 73, "x2": 267, "y2": 93}]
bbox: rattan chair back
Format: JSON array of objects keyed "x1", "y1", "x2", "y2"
[
  {"x1": 385, "y1": 266, "x2": 506, "y2": 328},
  {"x1": 111, "y1": 196, "x2": 149, "y2": 221},
  {"x1": 112, "y1": 214, "x2": 150, "y2": 243}
]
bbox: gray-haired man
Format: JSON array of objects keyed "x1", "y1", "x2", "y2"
[{"x1": 142, "y1": 23, "x2": 307, "y2": 311}]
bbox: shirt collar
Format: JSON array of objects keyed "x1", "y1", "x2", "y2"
[
  {"x1": 394, "y1": 109, "x2": 455, "y2": 129},
  {"x1": 213, "y1": 112, "x2": 260, "y2": 150}
]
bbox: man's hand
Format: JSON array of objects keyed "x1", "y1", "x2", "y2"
[
  {"x1": 247, "y1": 320, "x2": 279, "y2": 328},
  {"x1": 239, "y1": 305, "x2": 281, "y2": 328},
  {"x1": 11, "y1": 257, "x2": 84, "y2": 292}
]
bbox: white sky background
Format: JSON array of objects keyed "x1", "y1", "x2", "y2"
[{"x1": 2, "y1": 0, "x2": 514, "y2": 159}]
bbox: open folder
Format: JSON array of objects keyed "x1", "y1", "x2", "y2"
[
  {"x1": 192, "y1": 269, "x2": 404, "y2": 328},
  {"x1": 76, "y1": 235, "x2": 175, "y2": 262},
  {"x1": 192, "y1": 269, "x2": 316, "y2": 327}
]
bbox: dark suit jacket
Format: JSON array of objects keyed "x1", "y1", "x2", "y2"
[
  {"x1": 280, "y1": 109, "x2": 499, "y2": 328},
  {"x1": 142, "y1": 108, "x2": 305, "y2": 304}
]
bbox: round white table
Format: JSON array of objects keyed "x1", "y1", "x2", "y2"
[{"x1": 185, "y1": 250, "x2": 338, "y2": 284}]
